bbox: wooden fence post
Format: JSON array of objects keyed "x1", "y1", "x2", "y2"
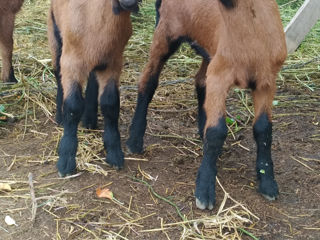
[{"x1": 285, "y1": 0, "x2": 320, "y2": 53}]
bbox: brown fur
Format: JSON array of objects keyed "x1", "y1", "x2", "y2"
[
  {"x1": 127, "y1": 0, "x2": 287, "y2": 208},
  {"x1": 49, "y1": 0, "x2": 139, "y2": 175},
  {"x1": 139, "y1": 0, "x2": 287, "y2": 130},
  {"x1": 48, "y1": 0, "x2": 132, "y2": 99},
  {"x1": 0, "y1": 0, "x2": 24, "y2": 82}
]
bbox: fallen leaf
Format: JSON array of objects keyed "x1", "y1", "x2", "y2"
[
  {"x1": 96, "y1": 187, "x2": 113, "y2": 199},
  {"x1": 0, "y1": 183, "x2": 12, "y2": 192}
]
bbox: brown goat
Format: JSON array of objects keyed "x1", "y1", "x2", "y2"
[
  {"x1": 48, "y1": 0, "x2": 140, "y2": 177},
  {"x1": 127, "y1": 0, "x2": 287, "y2": 210},
  {"x1": 0, "y1": 0, "x2": 24, "y2": 82}
]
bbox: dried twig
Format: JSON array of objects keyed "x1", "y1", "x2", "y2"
[{"x1": 28, "y1": 172, "x2": 37, "y2": 223}]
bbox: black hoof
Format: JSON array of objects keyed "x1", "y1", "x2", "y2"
[
  {"x1": 57, "y1": 138, "x2": 77, "y2": 176},
  {"x1": 55, "y1": 113, "x2": 63, "y2": 126},
  {"x1": 82, "y1": 114, "x2": 97, "y2": 130},
  {"x1": 56, "y1": 160, "x2": 77, "y2": 178},
  {"x1": 198, "y1": 130, "x2": 204, "y2": 140},
  {"x1": 9, "y1": 77, "x2": 18, "y2": 83},
  {"x1": 259, "y1": 177, "x2": 279, "y2": 201},
  {"x1": 106, "y1": 149, "x2": 124, "y2": 170},
  {"x1": 5, "y1": 77, "x2": 18, "y2": 83},
  {"x1": 6, "y1": 68, "x2": 18, "y2": 83},
  {"x1": 82, "y1": 120, "x2": 97, "y2": 130},
  {"x1": 126, "y1": 137, "x2": 144, "y2": 154},
  {"x1": 196, "y1": 198, "x2": 214, "y2": 210},
  {"x1": 195, "y1": 167, "x2": 216, "y2": 210},
  {"x1": 58, "y1": 169, "x2": 77, "y2": 178}
]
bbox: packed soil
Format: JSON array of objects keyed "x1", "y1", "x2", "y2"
[
  {"x1": 0, "y1": 78, "x2": 319, "y2": 239},
  {"x1": 0, "y1": 1, "x2": 319, "y2": 239}
]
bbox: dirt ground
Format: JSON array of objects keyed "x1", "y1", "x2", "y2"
[
  {"x1": 0, "y1": 75, "x2": 319, "y2": 239},
  {"x1": 0, "y1": 0, "x2": 320, "y2": 239}
]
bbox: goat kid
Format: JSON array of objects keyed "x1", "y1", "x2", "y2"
[
  {"x1": 0, "y1": 0, "x2": 24, "y2": 82},
  {"x1": 127, "y1": 0, "x2": 287, "y2": 210},
  {"x1": 48, "y1": 0, "x2": 140, "y2": 177}
]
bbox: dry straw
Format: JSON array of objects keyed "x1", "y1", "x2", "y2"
[{"x1": 0, "y1": 0, "x2": 319, "y2": 239}]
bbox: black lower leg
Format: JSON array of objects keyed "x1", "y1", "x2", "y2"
[
  {"x1": 127, "y1": 38, "x2": 183, "y2": 153},
  {"x1": 82, "y1": 71, "x2": 99, "y2": 129},
  {"x1": 195, "y1": 117, "x2": 227, "y2": 210},
  {"x1": 57, "y1": 84, "x2": 84, "y2": 176},
  {"x1": 52, "y1": 12, "x2": 63, "y2": 125},
  {"x1": 126, "y1": 73, "x2": 160, "y2": 153},
  {"x1": 55, "y1": 70, "x2": 63, "y2": 125},
  {"x1": 100, "y1": 80, "x2": 124, "y2": 169},
  {"x1": 196, "y1": 84, "x2": 206, "y2": 139},
  {"x1": 8, "y1": 67, "x2": 17, "y2": 83},
  {"x1": 253, "y1": 113, "x2": 278, "y2": 199}
]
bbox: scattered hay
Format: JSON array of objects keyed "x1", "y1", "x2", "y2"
[
  {"x1": 0, "y1": 0, "x2": 319, "y2": 239},
  {"x1": 135, "y1": 176, "x2": 259, "y2": 239}
]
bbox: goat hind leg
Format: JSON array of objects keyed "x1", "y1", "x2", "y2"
[
  {"x1": 82, "y1": 71, "x2": 99, "y2": 129},
  {"x1": 96, "y1": 67, "x2": 124, "y2": 169},
  {"x1": 0, "y1": 13, "x2": 17, "y2": 83},
  {"x1": 57, "y1": 59, "x2": 86, "y2": 177},
  {"x1": 195, "y1": 70, "x2": 232, "y2": 210},
  {"x1": 48, "y1": 11, "x2": 64, "y2": 124},
  {"x1": 195, "y1": 59, "x2": 209, "y2": 139},
  {"x1": 126, "y1": 29, "x2": 183, "y2": 153},
  {"x1": 252, "y1": 84, "x2": 278, "y2": 200}
]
